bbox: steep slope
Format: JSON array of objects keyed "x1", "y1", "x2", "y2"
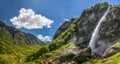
[
  {"x1": 0, "y1": 20, "x2": 44, "y2": 55},
  {"x1": 53, "y1": 2, "x2": 109, "y2": 46},
  {"x1": 51, "y1": 2, "x2": 120, "y2": 63},
  {"x1": 53, "y1": 2, "x2": 120, "y2": 52},
  {"x1": 0, "y1": 21, "x2": 44, "y2": 64},
  {"x1": 0, "y1": 21, "x2": 44, "y2": 46},
  {"x1": 48, "y1": 2, "x2": 111, "y2": 52},
  {"x1": 22, "y1": 2, "x2": 120, "y2": 64},
  {"x1": 53, "y1": 18, "x2": 75, "y2": 40}
]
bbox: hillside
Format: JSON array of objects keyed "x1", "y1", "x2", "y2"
[
  {"x1": 0, "y1": 2, "x2": 120, "y2": 64},
  {"x1": 0, "y1": 21, "x2": 44, "y2": 64},
  {"x1": 0, "y1": 21, "x2": 44, "y2": 45},
  {"x1": 25, "y1": 2, "x2": 120, "y2": 64}
]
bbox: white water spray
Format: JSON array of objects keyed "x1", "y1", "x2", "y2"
[{"x1": 88, "y1": 7, "x2": 110, "y2": 53}]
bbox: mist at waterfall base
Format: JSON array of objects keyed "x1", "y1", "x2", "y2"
[{"x1": 88, "y1": 7, "x2": 111, "y2": 56}]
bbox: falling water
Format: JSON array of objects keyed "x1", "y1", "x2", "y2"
[{"x1": 88, "y1": 7, "x2": 110, "y2": 53}]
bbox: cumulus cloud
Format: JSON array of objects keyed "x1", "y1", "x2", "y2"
[
  {"x1": 10, "y1": 8, "x2": 53, "y2": 29},
  {"x1": 37, "y1": 35, "x2": 52, "y2": 42}
]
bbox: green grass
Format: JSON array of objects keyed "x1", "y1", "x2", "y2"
[
  {"x1": 113, "y1": 42, "x2": 120, "y2": 48},
  {"x1": 83, "y1": 52, "x2": 120, "y2": 64},
  {"x1": 31, "y1": 42, "x2": 76, "y2": 63},
  {"x1": 0, "y1": 44, "x2": 41, "y2": 64},
  {"x1": 50, "y1": 42, "x2": 76, "y2": 57}
]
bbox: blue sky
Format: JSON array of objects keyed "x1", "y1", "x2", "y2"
[{"x1": 0, "y1": 0, "x2": 120, "y2": 41}]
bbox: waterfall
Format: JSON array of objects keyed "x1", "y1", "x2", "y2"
[{"x1": 88, "y1": 7, "x2": 110, "y2": 53}]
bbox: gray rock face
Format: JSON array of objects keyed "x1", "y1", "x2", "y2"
[
  {"x1": 53, "y1": 19, "x2": 75, "y2": 40},
  {"x1": 60, "y1": 47, "x2": 80, "y2": 56},
  {"x1": 53, "y1": 2, "x2": 120, "y2": 56}
]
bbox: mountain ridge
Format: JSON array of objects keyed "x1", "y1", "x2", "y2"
[
  {"x1": 0, "y1": 20, "x2": 44, "y2": 45},
  {"x1": 0, "y1": 2, "x2": 120, "y2": 64},
  {"x1": 31, "y1": 2, "x2": 120, "y2": 64}
]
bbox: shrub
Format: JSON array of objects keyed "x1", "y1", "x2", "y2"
[
  {"x1": 25, "y1": 46, "x2": 49, "y2": 62},
  {"x1": 73, "y1": 48, "x2": 91, "y2": 63},
  {"x1": 73, "y1": 54, "x2": 90, "y2": 64},
  {"x1": 59, "y1": 53, "x2": 75, "y2": 62},
  {"x1": 49, "y1": 41, "x2": 61, "y2": 51}
]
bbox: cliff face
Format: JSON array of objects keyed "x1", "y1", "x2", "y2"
[
  {"x1": 51, "y1": 2, "x2": 120, "y2": 57},
  {"x1": 53, "y1": 18, "x2": 76, "y2": 40},
  {"x1": 53, "y1": 2, "x2": 109, "y2": 46},
  {"x1": 0, "y1": 21, "x2": 44, "y2": 45},
  {"x1": 24, "y1": 2, "x2": 120, "y2": 64}
]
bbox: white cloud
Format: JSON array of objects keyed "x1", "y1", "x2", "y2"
[
  {"x1": 37, "y1": 35, "x2": 52, "y2": 42},
  {"x1": 63, "y1": 18, "x2": 69, "y2": 21},
  {"x1": 10, "y1": 8, "x2": 53, "y2": 29}
]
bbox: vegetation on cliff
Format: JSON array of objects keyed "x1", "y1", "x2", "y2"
[
  {"x1": 27, "y1": 2, "x2": 120, "y2": 64},
  {"x1": 0, "y1": 2, "x2": 120, "y2": 64}
]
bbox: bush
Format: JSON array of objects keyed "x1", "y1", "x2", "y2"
[
  {"x1": 49, "y1": 41, "x2": 61, "y2": 51},
  {"x1": 59, "y1": 53, "x2": 75, "y2": 62},
  {"x1": 26, "y1": 46, "x2": 49, "y2": 62},
  {"x1": 73, "y1": 48, "x2": 91, "y2": 63},
  {"x1": 73, "y1": 55, "x2": 90, "y2": 64}
]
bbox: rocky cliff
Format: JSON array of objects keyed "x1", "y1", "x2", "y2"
[
  {"x1": 24, "y1": 2, "x2": 120, "y2": 64},
  {"x1": 46, "y1": 2, "x2": 120, "y2": 63},
  {"x1": 53, "y1": 18, "x2": 77, "y2": 40},
  {"x1": 53, "y1": 2, "x2": 120, "y2": 52}
]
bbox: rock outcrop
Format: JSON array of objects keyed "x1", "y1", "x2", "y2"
[{"x1": 53, "y1": 2, "x2": 120, "y2": 56}]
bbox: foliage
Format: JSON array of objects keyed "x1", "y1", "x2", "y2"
[
  {"x1": 25, "y1": 46, "x2": 49, "y2": 62},
  {"x1": 1, "y1": 2, "x2": 120, "y2": 64},
  {"x1": 0, "y1": 41, "x2": 14, "y2": 54},
  {"x1": 51, "y1": 42, "x2": 75, "y2": 56},
  {"x1": 82, "y1": 52, "x2": 120, "y2": 64},
  {"x1": 49, "y1": 18, "x2": 79, "y2": 52},
  {"x1": 73, "y1": 55, "x2": 90, "y2": 64},
  {"x1": 0, "y1": 43, "x2": 40, "y2": 64},
  {"x1": 113, "y1": 42, "x2": 120, "y2": 48},
  {"x1": 73, "y1": 48, "x2": 91, "y2": 64},
  {"x1": 48, "y1": 40, "x2": 62, "y2": 51},
  {"x1": 0, "y1": 54, "x2": 16, "y2": 64},
  {"x1": 26, "y1": 42, "x2": 76, "y2": 63},
  {"x1": 59, "y1": 53, "x2": 75, "y2": 62}
]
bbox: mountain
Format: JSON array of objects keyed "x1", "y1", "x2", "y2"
[
  {"x1": 25, "y1": 2, "x2": 120, "y2": 64},
  {"x1": 0, "y1": 2, "x2": 120, "y2": 64},
  {"x1": 0, "y1": 21, "x2": 44, "y2": 45},
  {"x1": 0, "y1": 20, "x2": 45, "y2": 64},
  {"x1": 53, "y1": 18, "x2": 74, "y2": 40},
  {"x1": 0, "y1": 20, "x2": 44, "y2": 54},
  {"x1": 0, "y1": 20, "x2": 44, "y2": 64},
  {"x1": 53, "y1": 2, "x2": 120, "y2": 54}
]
